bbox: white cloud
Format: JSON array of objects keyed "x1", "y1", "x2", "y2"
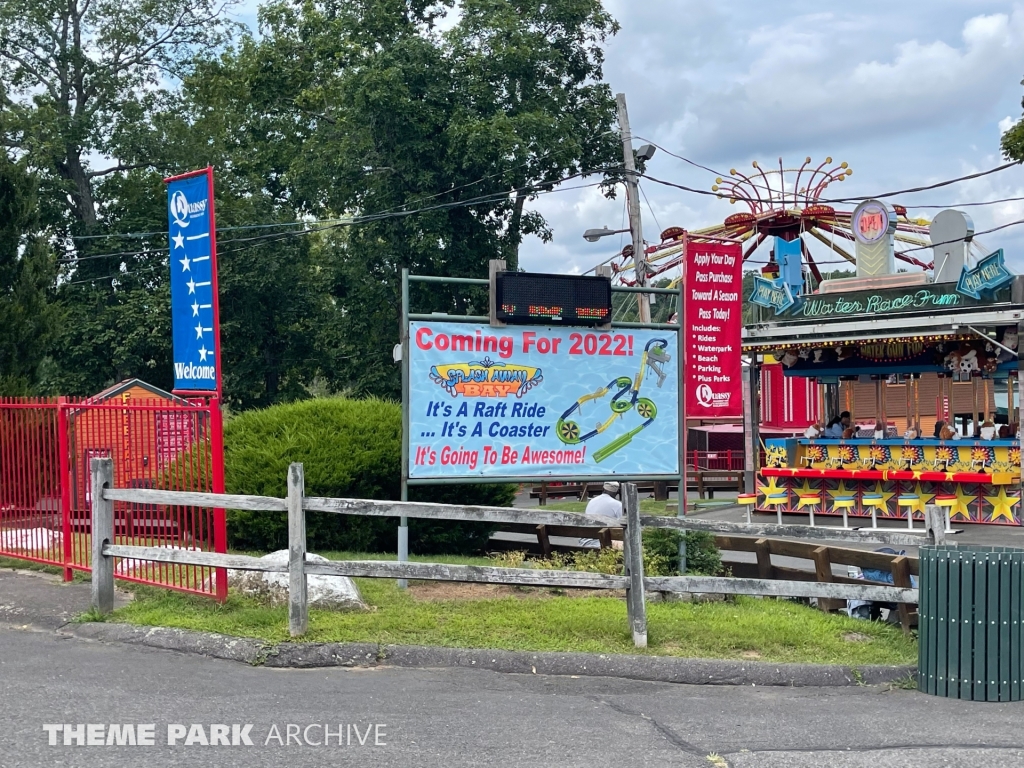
[
  {"x1": 231, "y1": 1, "x2": 1024, "y2": 275},
  {"x1": 521, "y1": 2, "x2": 1024, "y2": 274}
]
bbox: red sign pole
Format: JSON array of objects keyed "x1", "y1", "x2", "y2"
[
  {"x1": 679, "y1": 234, "x2": 688, "y2": 523},
  {"x1": 57, "y1": 397, "x2": 72, "y2": 582},
  {"x1": 202, "y1": 165, "x2": 227, "y2": 600},
  {"x1": 209, "y1": 395, "x2": 227, "y2": 600}
]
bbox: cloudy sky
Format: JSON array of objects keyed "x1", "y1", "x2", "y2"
[{"x1": 235, "y1": 1, "x2": 1024, "y2": 275}]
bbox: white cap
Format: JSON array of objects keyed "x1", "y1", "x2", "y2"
[{"x1": 603, "y1": 481, "x2": 620, "y2": 494}]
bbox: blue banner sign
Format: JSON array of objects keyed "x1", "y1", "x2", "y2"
[
  {"x1": 750, "y1": 275, "x2": 796, "y2": 314},
  {"x1": 956, "y1": 249, "x2": 1013, "y2": 300},
  {"x1": 166, "y1": 169, "x2": 220, "y2": 393},
  {"x1": 408, "y1": 322, "x2": 679, "y2": 479}
]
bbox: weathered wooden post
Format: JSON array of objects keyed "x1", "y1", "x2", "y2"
[
  {"x1": 90, "y1": 457, "x2": 115, "y2": 615},
  {"x1": 621, "y1": 482, "x2": 648, "y2": 648},
  {"x1": 287, "y1": 462, "x2": 308, "y2": 637},
  {"x1": 924, "y1": 504, "x2": 948, "y2": 546}
]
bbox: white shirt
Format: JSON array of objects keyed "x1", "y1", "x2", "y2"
[{"x1": 585, "y1": 493, "x2": 622, "y2": 520}]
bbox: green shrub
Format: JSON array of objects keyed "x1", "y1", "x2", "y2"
[
  {"x1": 642, "y1": 528, "x2": 722, "y2": 576},
  {"x1": 221, "y1": 397, "x2": 515, "y2": 555}
]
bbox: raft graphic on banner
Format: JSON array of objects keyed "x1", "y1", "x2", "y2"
[{"x1": 408, "y1": 322, "x2": 679, "y2": 479}]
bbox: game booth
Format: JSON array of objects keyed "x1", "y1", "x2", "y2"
[
  {"x1": 742, "y1": 202, "x2": 1024, "y2": 526},
  {"x1": 595, "y1": 158, "x2": 1024, "y2": 525}
]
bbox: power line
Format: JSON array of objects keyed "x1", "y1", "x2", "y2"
[
  {"x1": 65, "y1": 265, "x2": 161, "y2": 286},
  {"x1": 72, "y1": 136, "x2": 621, "y2": 243},
  {"x1": 900, "y1": 217, "x2": 1024, "y2": 252},
  {"x1": 633, "y1": 135, "x2": 726, "y2": 178},
  {"x1": 63, "y1": 177, "x2": 608, "y2": 265},
  {"x1": 902, "y1": 197, "x2": 1024, "y2": 209},
  {"x1": 633, "y1": 132, "x2": 1021, "y2": 204},
  {"x1": 816, "y1": 162, "x2": 1020, "y2": 203},
  {"x1": 638, "y1": 183, "x2": 662, "y2": 236}
]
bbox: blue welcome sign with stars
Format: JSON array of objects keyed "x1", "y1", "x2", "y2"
[{"x1": 166, "y1": 168, "x2": 221, "y2": 394}]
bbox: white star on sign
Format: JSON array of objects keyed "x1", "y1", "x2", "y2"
[
  {"x1": 198, "y1": 346, "x2": 209, "y2": 362},
  {"x1": 179, "y1": 255, "x2": 191, "y2": 272},
  {"x1": 187, "y1": 278, "x2": 196, "y2": 294},
  {"x1": 172, "y1": 232, "x2": 185, "y2": 249},
  {"x1": 195, "y1": 324, "x2": 204, "y2": 339},
  {"x1": 191, "y1": 301, "x2": 200, "y2": 317}
]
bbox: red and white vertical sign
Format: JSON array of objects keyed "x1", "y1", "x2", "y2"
[{"x1": 684, "y1": 242, "x2": 743, "y2": 417}]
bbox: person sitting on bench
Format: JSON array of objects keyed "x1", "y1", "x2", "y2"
[{"x1": 580, "y1": 482, "x2": 623, "y2": 548}]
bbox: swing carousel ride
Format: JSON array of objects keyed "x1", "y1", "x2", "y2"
[
  {"x1": 599, "y1": 157, "x2": 1024, "y2": 526},
  {"x1": 607, "y1": 156, "x2": 937, "y2": 285}
]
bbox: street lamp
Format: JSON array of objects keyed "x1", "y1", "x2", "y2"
[
  {"x1": 583, "y1": 226, "x2": 631, "y2": 243},
  {"x1": 636, "y1": 144, "x2": 657, "y2": 162}
]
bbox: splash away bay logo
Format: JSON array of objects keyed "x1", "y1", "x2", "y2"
[{"x1": 429, "y1": 357, "x2": 542, "y2": 398}]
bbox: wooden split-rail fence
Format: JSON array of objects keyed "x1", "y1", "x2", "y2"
[{"x1": 88, "y1": 458, "x2": 945, "y2": 647}]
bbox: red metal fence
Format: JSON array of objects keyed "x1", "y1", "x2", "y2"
[
  {"x1": 686, "y1": 450, "x2": 751, "y2": 471},
  {"x1": 0, "y1": 396, "x2": 226, "y2": 599}
]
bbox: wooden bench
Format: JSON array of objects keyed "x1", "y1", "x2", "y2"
[
  {"x1": 691, "y1": 470, "x2": 743, "y2": 499},
  {"x1": 713, "y1": 534, "x2": 918, "y2": 632},
  {"x1": 530, "y1": 470, "x2": 744, "y2": 505},
  {"x1": 489, "y1": 522, "x2": 623, "y2": 556},
  {"x1": 530, "y1": 482, "x2": 662, "y2": 505}
]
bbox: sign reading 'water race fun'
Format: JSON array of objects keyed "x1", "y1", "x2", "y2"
[
  {"x1": 408, "y1": 322, "x2": 679, "y2": 479},
  {"x1": 165, "y1": 168, "x2": 220, "y2": 393}
]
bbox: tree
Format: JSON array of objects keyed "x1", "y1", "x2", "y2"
[
  {"x1": 1002, "y1": 80, "x2": 1024, "y2": 161},
  {"x1": 0, "y1": 0, "x2": 237, "y2": 237},
  {"x1": 0, "y1": 155, "x2": 56, "y2": 393},
  {"x1": 219, "y1": 0, "x2": 622, "y2": 397}
]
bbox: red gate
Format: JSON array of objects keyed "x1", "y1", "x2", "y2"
[{"x1": 0, "y1": 394, "x2": 226, "y2": 599}]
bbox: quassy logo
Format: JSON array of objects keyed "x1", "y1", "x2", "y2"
[
  {"x1": 170, "y1": 190, "x2": 208, "y2": 228},
  {"x1": 696, "y1": 383, "x2": 730, "y2": 408}
]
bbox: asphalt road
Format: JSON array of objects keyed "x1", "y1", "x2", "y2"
[{"x1": 2, "y1": 571, "x2": 1024, "y2": 767}]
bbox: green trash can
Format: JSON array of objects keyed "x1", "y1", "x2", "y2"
[{"x1": 918, "y1": 545, "x2": 1024, "y2": 701}]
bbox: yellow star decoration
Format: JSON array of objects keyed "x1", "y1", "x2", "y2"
[
  {"x1": 984, "y1": 488, "x2": 1021, "y2": 524},
  {"x1": 950, "y1": 485, "x2": 976, "y2": 521},
  {"x1": 902, "y1": 482, "x2": 935, "y2": 515},
  {"x1": 827, "y1": 480, "x2": 856, "y2": 500},
  {"x1": 759, "y1": 476, "x2": 788, "y2": 503},
  {"x1": 867, "y1": 481, "x2": 895, "y2": 510},
  {"x1": 794, "y1": 479, "x2": 822, "y2": 509}
]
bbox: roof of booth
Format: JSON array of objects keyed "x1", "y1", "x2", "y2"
[{"x1": 87, "y1": 379, "x2": 187, "y2": 404}]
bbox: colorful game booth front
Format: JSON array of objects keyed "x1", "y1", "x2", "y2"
[{"x1": 743, "y1": 202, "x2": 1024, "y2": 526}]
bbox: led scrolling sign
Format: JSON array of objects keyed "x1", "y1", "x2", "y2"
[{"x1": 495, "y1": 272, "x2": 612, "y2": 326}]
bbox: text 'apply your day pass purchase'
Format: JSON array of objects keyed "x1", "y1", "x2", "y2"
[{"x1": 408, "y1": 322, "x2": 680, "y2": 479}]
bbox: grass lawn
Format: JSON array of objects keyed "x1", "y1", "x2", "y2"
[{"x1": 108, "y1": 549, "x2": 918, "y2": 666}]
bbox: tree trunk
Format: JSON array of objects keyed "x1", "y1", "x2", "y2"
[{"x1": 57, "y1": 150, "x2": 98, "y2": 229}]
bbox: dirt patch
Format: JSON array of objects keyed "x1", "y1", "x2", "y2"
[
  {"x1": 407, "y1": 582, "x2": 620, "y2": 602},
  {"x1": 843, "y1": 632, "x2": 873, "y2": 643},
  {"x1": 740, "y1": 650, "x2": 762, "y2": 659}
]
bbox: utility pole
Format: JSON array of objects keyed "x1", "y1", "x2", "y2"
[{"x1": 616, "y1": 92, "x2": 650, "y2": 324}]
